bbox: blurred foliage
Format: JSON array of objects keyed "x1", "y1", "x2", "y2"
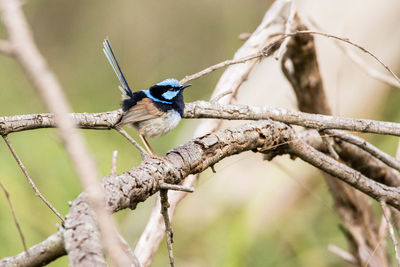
[{"x1": 0, "y1": 0, "x2": 399, "y2": 266}]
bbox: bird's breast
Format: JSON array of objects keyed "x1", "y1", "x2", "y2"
[{"x1": 134, "y1": 109, "x2": 182, "y2": 138}]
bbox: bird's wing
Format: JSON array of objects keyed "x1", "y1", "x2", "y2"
[
  {"x1": 119, "y1": 98, "x2": 164, "y2": 125},
  {"x1": 102, "y1": 39, "x2": 134, "y2": 98}
]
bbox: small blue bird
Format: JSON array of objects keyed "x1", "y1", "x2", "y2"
[{"x1": 103, "y1": 39, "x2": 191, "y2": 155}]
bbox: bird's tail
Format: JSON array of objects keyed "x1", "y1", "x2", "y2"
[{"x1": 103, "y1": 39, "x2": 133, "y2": 98}]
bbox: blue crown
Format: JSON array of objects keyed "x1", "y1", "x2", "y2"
[{"x1": 156, "y1": 78, "x2": 182, "y2": 88}]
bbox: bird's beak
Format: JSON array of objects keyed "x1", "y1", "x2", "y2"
[{"x1": 180, "y1": 84, "x2": 192, "y2": 90}]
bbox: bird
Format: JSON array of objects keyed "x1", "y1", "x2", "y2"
[{"x1": 103, "y1": 39, "x2": 191, "y2": 156}]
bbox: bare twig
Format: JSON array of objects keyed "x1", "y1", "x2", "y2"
[
  {"x1": 0, "y1": 180, "x2": 27, "y2": 252},
  {"x1": 380, "y1": 200, "x2": 400, "y2": 267},
  {"x1": 286, "y1": 30, "x2": 400, "y2": 86},
  {"x1": 114, "y1": 126, "x2": 149, "y2": 159},
  {"x1": 306, "y1": 17, "x2": 400, "y2": 89},
  {"x1": 159, "y1": 183, "x2": 194, "y2": 193},
  {"x1": 2, "y1": 135, "x2": 65, "y2": 222},
  {"x1": 210, "y1": 90, "x2": 233, "y2": 104},
  {"x1": 274, "y1": 0, "x2": 296, "y2": 60},
  {"x1": 180, "y1": 52, "x2": 264, "y2": 85},
  {"x1": 160, "y1": 190, "x2": 175, "y2": 267}
]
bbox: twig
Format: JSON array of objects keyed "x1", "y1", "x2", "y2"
[
  {"x1": 2, "y1": 135, "x2": 65, "y2": 222},
  {"x1": 380, "y1": 200, "x2": 400, "y2": 267},
  {"x1": 286, "y1": 30, "x2": 400, "y2": 86},
  {"x1": 160, "y1": 190, "x2": 175, "y2": 267},
  {"x1": 114, "y1": 126, "x2": 149, "y2": 159},
  {"x1": 210, "y1": 90, "x2": 233, "y2": 104},
  {"x1": 274, "y1": 0, "x2": 296, "y2": 60},
  {"x1": 326, "y1": 129, "x2": 400, "y2": 172},
  {"x1": 180, "y1": 51, "x2": 264, "y2": 85},
  {"x1": 306, "y1": 17, "x2": 400, "y2": 89},
  {"x1": 110, "y1": 150, "x2": 118, "y2": 176},
  {"x1": 0, "y1": 39, "x2": 13, "y2": 55},
  {"x1": 328, "y1": 244, "x2": 357, "y2": 264},
  {"x1": 159, "y1": 183, "x2": 194, "y2": 193},
  {"x1": 0, "y1": 180, "x2": 27, "y2": 252}
]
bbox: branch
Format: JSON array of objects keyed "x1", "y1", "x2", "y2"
[
  {"x1": 0, "y1": 231, "x2": 66, "y2": 267},
  {"x1": 327, "y1": 129, "x2": 400, "y2": 172},
  {"x1": 288, "y1": 139, "x2": 400, "y2": 210},
  {"x1": 3, "y1": 102, "x2": 400, "y2": 138}
]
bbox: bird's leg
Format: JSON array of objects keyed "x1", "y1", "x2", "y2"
[
  {"x1": 114, "y1": 126, "x2": 150, "y2": 160},
  {"x1": 139, "y1": 134, "x2": 157, "y2": 157}
]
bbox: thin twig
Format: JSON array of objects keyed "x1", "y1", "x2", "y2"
[
  {"x1": 0, "y1": 180, "x2": 27, "y2": 252},
  {"x1": 286, "y1": 30, "x2": 400, "y2": 86},
  {"x1": 210, "y1": 90, "x2": 233, "y2": 104},
  {"x1": 380, "y1": 200, "x2": 400, "y2": 267},
  {"x1": 180, "y1": 51, "x2": 264, "y2": 85},
  {"x1": 274, "y1": 0, "x2": 296, "y2": 60},
  {"x1": 110, "y1": 150, "x2": 118, "y2": 176},
  {"x1": 159, "y1": 183, "x2": 194, "y2": 193},
  {"x1": 2, "y1": 135, "x2": 65, "y2": 222},
  {"x1": 114, "y1": 127, "x2": 149, "y2": 159},
  {"x1": 160, "y1": 190, "x2": 175, "y2": 267},
  {"x1": 306, "y1": 17, "x2": 400, "y2": 89}
]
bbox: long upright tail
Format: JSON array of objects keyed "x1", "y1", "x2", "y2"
[{"x1": 103, "y1": 39, "x2": 133, "y2": 98}]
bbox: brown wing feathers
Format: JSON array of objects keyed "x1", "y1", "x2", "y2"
[{"x1": 118, "y1": 98, "x2": 163, "y2": 125}]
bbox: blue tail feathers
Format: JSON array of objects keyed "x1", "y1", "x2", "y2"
[{"x1": 103, "y1": 39, "x2": 133, "y2": 98}]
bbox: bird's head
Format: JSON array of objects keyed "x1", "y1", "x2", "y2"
[{"x1": 148, "y1": 78, "x2": 191, "y2": 103}]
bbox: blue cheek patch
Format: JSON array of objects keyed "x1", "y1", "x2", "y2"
[
  {"x1": 162, "y1": 90, "x2": 180, "y2": 100},
  {"x1": 142, "y1": 90, "x2": 172, "y2": 104}
]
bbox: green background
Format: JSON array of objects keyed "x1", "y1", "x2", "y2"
[{"x1": 0, "y1": 1, "x2": 399, "y2": 266}]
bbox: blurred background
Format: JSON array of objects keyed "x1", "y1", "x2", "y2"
[{"x1": 1, "y1": 0, "x2": 400, "y2": 266}]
